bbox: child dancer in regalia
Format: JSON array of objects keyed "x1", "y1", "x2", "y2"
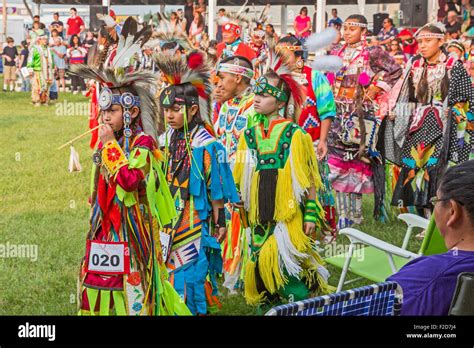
[
  {"x1": 154, "y1": 50, "x2": 240, "y2": 315},
  {"x1": 71, "y1": 17, "x2": 190, "y2": 316},
  {"x1": 385, "y1": 22, "x2": 474, "y2": 216},
  {"x1": 327, "y1": 15, "x2": 402, "y2": 229},
  {"x1": 276, "y1": 33, "x2": 339, "y2": 239},
  {"x1": 233, "y1": 50, "x2": 333, "y2": 310}
]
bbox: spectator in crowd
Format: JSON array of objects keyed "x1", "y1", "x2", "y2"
[
  {"x1": 216, "y1": 8, "x2": 226, "y2": 43},
  {"x1": 51, "y1": 37, "x2": 67, "y2": 92},
  {"x1": 397, "y1": 28, "x2": 418, "y2": 60},
  {"x1": 194, "y1": 0, "x2": 206, "y2": 17},
  {"x1": 265, "y1": 23, "x2": 279, "y2": 44},
  {"x1": 199, "y1": 31, "x2": 210, "y2": 51},
  {"x1": 388, "y1": 160, "x2": 474, "y2": 316},
  {"x1": 67, "y1": 35, "x2": 87, "y2": 94},
  {"x1": 49, "y1": 12, "x2": 64, "y2": 38},
  {"x1": 83, "y1": 29, "x2": 96, "y2": 64},
  {"x1": 377, "y1": 17, "x2": 398, "y2": 48},
  {"x1": 293, "y1": 7, "x2": 312, "y2": 60},
  {"x1": 184, "y1": 0, "x2": 194, "y2": 34},
  {"x1": 18, "y1": 40, "x2": 30, "y2": 92},
  {"x1": 445, "y1": 10, "x2": 462, "y2": 33},
  {"x1": 49, "y1": 29, "x2": 62, "y2": 47},
  {"x1": 189, "y1": 12, "x2": 205, "y2": 47},
  {"x1": 447, "y1": 25, "x2": 462, "y2": 40},
  {"x1": 328, "y1": 8, "x2": 343, "y2": 27},
  {"x1": 29, "y1": 21, "x2": 43, "y2": 46},
  {"x1": 169, "y1": 12, "x2": 182, "y2": 33},
  {"x1": 66, "y1": 8, "x2": 85, "y2": 39},
  {"x1": 2, "y1": 37, "x2": 18, "y2": 92},
  {"x1": 388, "y1": 38, "x2": 404, "y2": 57},
  {"x1": 177, "y1": 8, "x2": 187, "y2": 34}
]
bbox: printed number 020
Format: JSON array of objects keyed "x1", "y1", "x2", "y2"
[{"x1": 91, "y1": 254, "x2": 120, "y2": 267}]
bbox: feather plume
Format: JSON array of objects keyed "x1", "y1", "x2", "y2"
[
  {"x1": 113, "y1": 17, "x2": 152, "y2": 69},
  {"x1": 97, "y1": 14, "x2": 116, "y2": 28},
  {"x1": 311, "y1": 55, "x2": 344, "y2": 72},
  {"x1": 305, "y1": 27, "x2": 338, "y2": 52}
]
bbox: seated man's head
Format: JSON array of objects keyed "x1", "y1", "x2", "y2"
[
  {"x1": 216, "y1": 55, "x2": 254, "y2": 101},
  {"x1": 434, "y1": 160, "x2": 474, "y2": 250}
]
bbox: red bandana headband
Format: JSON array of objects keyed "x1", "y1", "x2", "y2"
[{"x1": 223, "y1": 23, "x2": 242, "y2": 36}]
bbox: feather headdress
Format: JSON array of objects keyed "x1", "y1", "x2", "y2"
[
  {"x1": 152, "y1": 30, "x2": 193, "y2": 53},
  {"x1": 69, "y1": 16, "x2": 159, "y2": 140},
  {"x1": 305, "y1": 27, "x2": 343, "y2": 73},
  {"x1": 260, "y1": 48, "x2": 306, "y2": 107},
  {"x1": 218, "y1": 1, "x2": 251, "y2": 33},
  {"x1": 154, "y1": 50, "x2": 213, "y2": 126},
  {"x1": 251, "y1": 4, "x2": 271, "y2": 30}
]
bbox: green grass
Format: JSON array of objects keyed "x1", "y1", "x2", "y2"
[{"x1": 0, "y1": 89, "x2": 422, "y2": 315}]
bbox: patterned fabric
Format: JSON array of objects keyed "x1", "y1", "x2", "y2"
[
  {"x1": 163, "y1": 124, "x2": 239, "y2": 314},
  {"x1": 265, "y1": 281, "x2": 402, "y2": 316},
  {"x1": 79, "y1": 132, "x2": 188, "y2": 316},
  {"x1": 214, "y1": 89, "x2": 257, "y2": 166},
  {"x1": 387, "y1": 55, "x2": 474, "y2": 209},
  {"x1": 328, "y1": 42, "x2": 402, "y2": 226}
]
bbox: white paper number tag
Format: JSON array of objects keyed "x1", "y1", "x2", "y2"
[
  {"x1": 160, "y1": 232, "x2": 171, "y2": 263},
  {"x1": 85, "y1": 240, "x2": 130, "y2": 275}
]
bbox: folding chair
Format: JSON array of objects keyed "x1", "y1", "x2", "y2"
[
  {"x1": 325, "y1": 214, "x2": 447, "y2": 292},
  {"x1": 449, "y1": 272, "x2": 474, "y2": 316},
  {"x1": 265, "y1": 281, "x2": 402, "y2": 316}
]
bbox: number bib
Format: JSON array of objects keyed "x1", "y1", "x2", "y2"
[{"x1": 85, "y1": 240, "x2": 130, "y2": 275}]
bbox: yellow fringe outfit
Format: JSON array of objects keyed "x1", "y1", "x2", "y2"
[{"x1": 233, "y1": 118, "x2": 333, "y2": 306}]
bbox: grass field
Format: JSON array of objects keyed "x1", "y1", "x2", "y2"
[{"x1": 0, "y1": 88, "x2": 422, "y2": 315}]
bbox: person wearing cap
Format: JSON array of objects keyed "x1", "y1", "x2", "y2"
[
  {"x1": 27, "y1": 31, "x2": 54, "y2": 106},
  {"x1": 216, "y1": 12, "x2": 256, "y2": 63}
]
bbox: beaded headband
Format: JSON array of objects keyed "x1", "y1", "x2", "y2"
[
  {"x1": 251, "y1": 76, "x2": 288, "y2": 102},
  {"x1": 99, "y1": 87, "x2": 140, "y2": 111},
  {"x1": 217, "y1": 62, "x2": 255, "y2": 79},
  {"x1": 276, "y1": 45, "x2": 303, "y2": 52},
  {"x1": 416, "y1": 33, "x2": 445, "y2": 40},
  {"x1": 344, "y1": 21, "x2": 368, "y2": 28},
  {"x1": 252, "y1": 29, "x2": 265, "y2": 38}
]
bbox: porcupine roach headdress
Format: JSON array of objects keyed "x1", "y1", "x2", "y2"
[
  {"x1": 253, "y1": 48, "x2": 307, "y2": 119},
  {"x1": 69, "y1": 16, "x2": 158, "y2": 147},
  {"x1": 154, "y1": 5, "x2": 192, "y2": 53},
  {"x1": 154, "y1": 50, "x2": 214, "y2": 132},
  {"x1": 251, "y1": 4, "x2": 271, "y2": 31}
]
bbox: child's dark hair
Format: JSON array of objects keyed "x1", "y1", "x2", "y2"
[
  {"x1": 438, "y1": 160, "x2": 474, "y2": 223},
  {"x1": 219, "y1": 55, "x2": 253, "y2": 85},
  {"x1": 277, "y1": 34, "x2": 304, "y2": 58}
]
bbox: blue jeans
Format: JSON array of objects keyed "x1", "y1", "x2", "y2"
[
  {"x1": 298, "y1": 36, "x2": 309, "y2": 61},
  {"x1": 21, "y1": 74, "x2": 31, "y2": 92}
]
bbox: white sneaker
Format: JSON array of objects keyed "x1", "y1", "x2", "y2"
[{"x1": 73, "y1": 91, "x2": 78, "y2": 95}]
